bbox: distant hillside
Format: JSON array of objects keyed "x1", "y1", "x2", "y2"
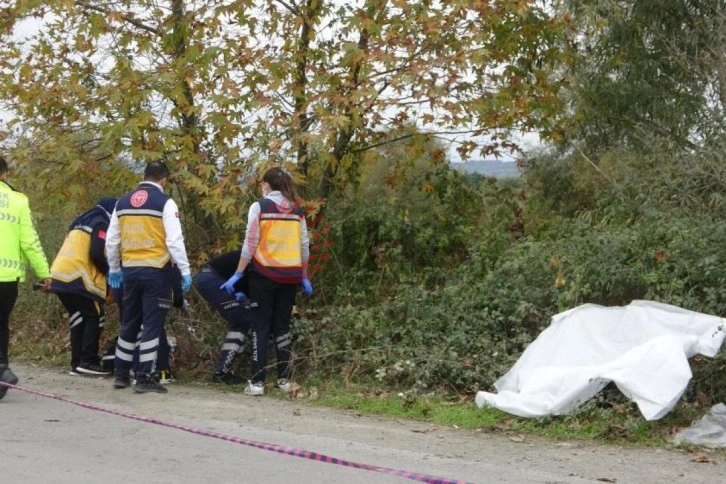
[{"x1": 451, "y1": 160, "x2": 521, "y2": 178}]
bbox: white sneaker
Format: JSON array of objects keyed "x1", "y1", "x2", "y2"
[
  {"x1": 244, "y1": 381, "x2": 264, "y2": 396},
  {"x1": 277, "y1": 378, "x2": 293, "y2": 393},
  {"x1": 76, "y1": 363, "x2": 111, "y2": 376}
]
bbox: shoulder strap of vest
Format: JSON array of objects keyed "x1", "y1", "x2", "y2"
[{"x1": 258, "y1": 198, "x2": 273, "y2": 211}]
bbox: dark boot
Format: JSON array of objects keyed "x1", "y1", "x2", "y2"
[
  {"x1": 212, "y1": 372, "x2": 245, "y2": 385},
  {"x1": 133, "y1": 376, "x2": 168, "y2": 394},
  {"x1": 113, "y1": 375, "x2": 131, "y2": 389},
  {"x1": 0, "y1": 364, "x2": 19, "y2": 400}
]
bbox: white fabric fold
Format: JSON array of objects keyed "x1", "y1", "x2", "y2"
[{"x1": 476, "y1": 300, "x2": 725, "y2": 420}]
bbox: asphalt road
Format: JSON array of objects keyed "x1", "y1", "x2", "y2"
[{"x1": 1, "y1": 364, "x2": 724, "y2": 483}]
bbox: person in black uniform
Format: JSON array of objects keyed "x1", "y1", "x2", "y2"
[
  {"x1": 49, "y1": 197, "x2": 117, "y2": 376},
  {"x1": 106, "y1": 161, "x2": 192, "y2": 394},
  {"x1": 109, "y1": 265, "x2": 185, "y2": 383},
  {"x1": 195, "y1": 251, "x2": 256, "y2": 384}
]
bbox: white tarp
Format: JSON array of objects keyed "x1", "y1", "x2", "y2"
[
  {"x1": 673, "y1": 403, "x2": 726, "y2": 447},
  {"x1": 475, "y1": 300, "x2": 726, "y2": 421}
]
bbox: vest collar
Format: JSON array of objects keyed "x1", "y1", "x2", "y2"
[
  {"x1": 139, "y1": 181, "x2": 164, "y2": 193},
  {"x1": 0, "y1": 179, "x2": 17, "y2": 192}
]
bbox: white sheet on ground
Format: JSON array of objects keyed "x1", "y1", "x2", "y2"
[
  {"x1": 475, "y1": 300, "x2": 725, "y2": 421},
  {"x1": 673, "y1": 403, "x2": 726, "y2": 447}
]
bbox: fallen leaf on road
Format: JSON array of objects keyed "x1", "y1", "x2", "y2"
[
  {"x1": 691, "y1": 453, "x2": 711, "y2": 463},
  {"x1": 509, "y1": 434, "x2": 526, "y2": 443},
  {"x1": 290, "y1": 382, "x2": 304, "y2": 398},
  {"x1": 596, "y1": 478, "x2": 616, "y2": 483}
]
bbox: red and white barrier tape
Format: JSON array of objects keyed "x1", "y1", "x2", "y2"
[{"x1": 1, "y1": 382, "x2": 472, "y2": 484}]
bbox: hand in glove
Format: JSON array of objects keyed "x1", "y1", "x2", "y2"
[
  {"x1": 220, "y1": 271, "x2": 243, "y2": 294},
  {"x1": 181, "y1": 274, "x2": 192, "y2": 293},
  {"x1": 234, "y1": 291, "x2": 248, "y2": 302},
  {"x1": 300, "y1": 277, "x2": 313, "y2": 297},
  {"x1": 108, "y1": 271, "x2": 123, "y2": 289}
]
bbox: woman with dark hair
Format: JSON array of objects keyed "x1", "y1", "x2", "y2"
[{"x1": 221, "y1": 167, "x2": 312, "y2": 396}]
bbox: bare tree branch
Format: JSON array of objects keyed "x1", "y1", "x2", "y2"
[
  {"x1": 75, "y1": 1, "x2": 161, "y2": 35},
  {"x1": 272, "y1": 0, "x2": 300, "y2": 16}
]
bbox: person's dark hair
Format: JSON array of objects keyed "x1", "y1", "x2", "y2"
[
  {"x1": 143, "y1": 160, "x2": 170, "y2": 182},
  {"x1": 0, "y1": 156, "x2": 8, "y2": 175},
  {"x1": 262, "y1": 167, "x2": 296, "y2": 201}
]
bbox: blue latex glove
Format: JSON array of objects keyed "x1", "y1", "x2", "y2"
[
  {"x1": 108, "y1": 271, "x2": 123, "y2": 289},
  {"x1": 301, "y1": 277, "x2": 313, "y2": 297},
  {"x1": 234, "y1": 291, "x2": 248, "y2": 302},
  {"x1": 220, "y1": 271, "x2": 243, "y2": 294},
  {"x1": 181, "y1": 274, "x2": 192, "y2": 293}
]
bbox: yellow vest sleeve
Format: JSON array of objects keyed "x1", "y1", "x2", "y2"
[{"x1": 18, "y1": 194, "x2": 50, "y2": 279}]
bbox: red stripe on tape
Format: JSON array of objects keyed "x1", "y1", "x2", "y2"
[{"x1": 1, "y1": 382, "x2": 472, "y2": 484}]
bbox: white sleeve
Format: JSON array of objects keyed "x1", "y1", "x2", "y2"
[
  {"x1": 106, "y1": 209, "x2": 122, "y2": 272},
  {"x1": 300, "y1": 215, "x2": 310, "y2": 262},
  {"x1": 162, "y1": 198, "x2": 191, "y2": 276},
  {"x1": 240, "y1": 202, "x2": 261, "y2": 261}
]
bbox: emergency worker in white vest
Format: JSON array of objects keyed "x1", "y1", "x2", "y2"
[
  {"x1": 0, "y1": 156, "x2": 51, "y2": 400},
  {"x1": 105, "y1": 160, "x2": 192, "y2": 394},
  {"x1": 49, "y1": 197, "x2": 117, "y2": 376},
  {"x1": 221, "y1": 167, "x2": 312, "y2": 396}
]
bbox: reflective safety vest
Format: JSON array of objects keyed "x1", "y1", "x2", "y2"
[
  {"x1": 115, "y1": 183, "x2": 171, "y2": 269},
  {"x1": 252, "y1": 198, "x2": 304, "y2": 284},
  {"x1": 0, "y1": 180, "x2": 50, "y2": 282},
  {"x1": 50, "y1": 221, "x2": 107, "y2": 302}
]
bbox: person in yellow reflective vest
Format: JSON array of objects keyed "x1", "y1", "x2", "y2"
[
  {"x1": 49, "y1": 197, "x2": 117, "y2": 376},
  {"x1": 221, "y1": 167, "x2": 312, "y2": 396},
  {"x1": 106, "y1": 160, "x2": 192, "y2": 394},
  {"x1": 0, "y1": 157, "x2": 51, "y2": 400}
]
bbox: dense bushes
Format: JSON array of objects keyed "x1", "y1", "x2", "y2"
[
  {"x1": 292, "y1": 146, "x2": 726, "y2": 401},
  {"x1": 294, "y1": 214, "x2": 726, "y2": 397},
  {"x1": 8, "y1": 142, "x2": 726, "y2": 405}
]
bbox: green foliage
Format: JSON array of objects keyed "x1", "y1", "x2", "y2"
[
  {"x1": 313, "y1": 381, "x2": 718, "y2": 447},
  {"x1": 0, "y1": 0, "x2": 567, "y2": 243},
  {"x1": 289, "y1": 137, "x2": 726, "y2": 405},
  {"x1": 316, "y1": 134, "x2": 524, "y2": 296},
  {"x1": 4, "y1": 0, "x2": 726, "y2": 439},
  {"x1": 559, "y1": 0, "x2": 726, "y2": 154}
]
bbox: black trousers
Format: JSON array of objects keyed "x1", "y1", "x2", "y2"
[
  {"x1": 0, "y1": 281, "x2": 19, "y2": 366},
  {"x1": 56, "y1": 292, "x2": 104, "y2": 369},
  {"x1": 248, "y1": 271, "x2": 296, "y2": 384},
  {"x1": 111, "y1": 286, "x2": 171, "y2": 372},
  {"x1": 195, "y1": 269, "x2": 254, "y2": 374},
  {"x1": 114, "y1": 277, "x2": 172, "y2": 380}
]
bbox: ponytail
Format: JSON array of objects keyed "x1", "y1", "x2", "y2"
[{"x1": 262, "y1": 167, "x2": 297, "y2": 202}]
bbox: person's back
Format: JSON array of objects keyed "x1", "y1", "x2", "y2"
[
  {"x1": 105, "y1": 160, "x2": 191, "y2": 394},
  {"x1": 220, "y1": 167, "x2": 312, "y2": 396},
  {"x1": 0, "y1": 162, "x2": 49, "y2": 286},
  {"x1": 0, "y1": 156, "x2": 50, "y2": 399},
  {"x1": 50, "y1": 198, "x2": 116, "y2": 301},
  {"x1": 49, "y1": 198, "x2": 116, "y2": 376}
]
